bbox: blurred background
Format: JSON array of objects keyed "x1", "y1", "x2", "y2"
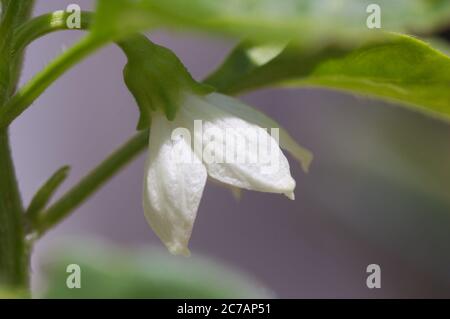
[{"x1": 9, "y1": 0, "x2": 450, "y2": 298}]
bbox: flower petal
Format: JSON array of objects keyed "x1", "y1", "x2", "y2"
[
  {"x1": 205, "y1": 93, "x2": 313, "y2": 172},
  {"x1": 143, "y1": 113, "x2": 207, "y2": 256},
  {"x1": 180, "y1": 93, "x2": 296, "y2": 198}
]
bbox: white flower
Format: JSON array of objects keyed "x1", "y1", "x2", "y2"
[{"x1": 143, "y1": 92, "x2": 312, "y2": 256}]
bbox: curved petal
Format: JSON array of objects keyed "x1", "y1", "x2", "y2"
[
  {"x1": 205, "y1": 93, "x2": 313, "y2": 172},
  {"x1": 143, "y1": 113, "x2": 207, "y2": 256},
  {"x1": 180, "y1": 93, "x2": 296, "y2": 199}
]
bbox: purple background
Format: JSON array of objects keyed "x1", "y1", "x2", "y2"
[{"x1": 10, "y1": 1, "x2": 450, "y2": 297}]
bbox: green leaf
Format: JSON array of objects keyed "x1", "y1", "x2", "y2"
[
  {"x1": 39, "y1": 241, "x2": 271, "y2": 298},
  {"x1": 92, "y1": 0, "x2": 450, "y2": 45},
  {"x1": 206, "y1": 34, "x2": 450, "y2": 122},
  {"x1": 26, "y1": 166, "x2": 70, "y2": 223},
  {"x1": 425, "y1": 37, "x2": 450, "y2": 56}
]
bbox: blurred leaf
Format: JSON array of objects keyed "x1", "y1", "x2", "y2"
[
  {"x1": 26, "y1": 166, "x2": 70, "y2": 223},
  {"x1": 91, "y1": 0, "x2": 156, "y2": 41},
  {"x1": 0, "y1": 288, "x2": 28, "y2": 299},
  {"x1": 207, "y1": 34, "x2": 450, "y2": 122},
  {"x1": 205, "y1": 41, "x2": 287, "y2": 93},
  {"x1": 425, "y1": 37, "x2": 450, "y2": 56},
  {"x1": 91, "y1": 1, "x2": 450, "y2": 121},
  {"x1": 39, "y1": 241, "x2": 271, "y2": 298},
  {"x1": 92, "y1": 0, "x2": 450, "y2": 45}
]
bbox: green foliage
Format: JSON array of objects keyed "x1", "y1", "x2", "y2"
[
  {"x1": 92, "y1": 0, "x2": 450, "y2": 44},
  {"x1": 299, "y1": 35, "x2": 450, "y2": 120},
  {"x1": 0, "y1": 287, "x2": 28, "y2": 299},
  {"x1": 207, "y1": 34, "x2": 450, "y2": 121},
  {"x1": 1, "y1": 0, "x2": 450, "y2": 296},
  {"x1": 40, "y1": 242, "x2": 271, "y2": 298},
  {"x1": 91, "y1": 0, "x2": 450, "y2": 122}
]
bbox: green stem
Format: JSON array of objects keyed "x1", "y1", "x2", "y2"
[
  {"x1": 0, "y1": 0, "x2": 35, "y2": 290},
  {"x1": 4, "y1": 12, "x2": 150, "y2": 237},
  {"x1": 0, "y1": 35, "x2": 103, "y2": 129},
  {"x1": 35, "y1": 131, "x2": 148, "y2": 237},
  {"x1": 12, "y1": 11, "x2": 93, "y2": 53},
  {"x1": 26, "y1": 166, "x2": 70, "y2": 227},
  {"x1": 0, "y1": 129, "x2": 27, "y2": 288},
  {"x1": 0, "y1": 1, "x2": 21, "y2": 39},
  {"x1": 3, "y1": 11, "x2": 153, "y2": 238}
]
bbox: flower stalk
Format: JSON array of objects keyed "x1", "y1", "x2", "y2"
[{"x1": 34, "y1": 131, "x2": 148, "y2": 237}]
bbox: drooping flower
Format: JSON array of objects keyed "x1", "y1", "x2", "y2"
[
  {"x1": 122, "y1": 36, "x2": 312, "y2": 255},
  {"x1": 143, "y1": 91, "x2": 312, "y2": 256}
]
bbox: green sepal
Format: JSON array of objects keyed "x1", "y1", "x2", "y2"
[{"x1": 121, "y1": 35, "x2": 214, "y2": 129}]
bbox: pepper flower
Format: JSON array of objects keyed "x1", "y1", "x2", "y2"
[{"x1": 122, "y1": 36, "x2": 312, "y2": 255}]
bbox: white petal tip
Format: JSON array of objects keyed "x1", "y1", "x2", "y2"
[
  {"x1": 167, "y1": 243, "x2": 191, "y2": 257},
  {"x1": 285, "y1": 192, "x2": 295, "y2": 200}
]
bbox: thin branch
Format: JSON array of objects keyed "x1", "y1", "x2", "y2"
[
  {"x1": 34, "y1": 130, "x2": 148, "y2": 237},
  {"x1": 0, "y1": 35, "x2": 102, "y2": 129}
]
